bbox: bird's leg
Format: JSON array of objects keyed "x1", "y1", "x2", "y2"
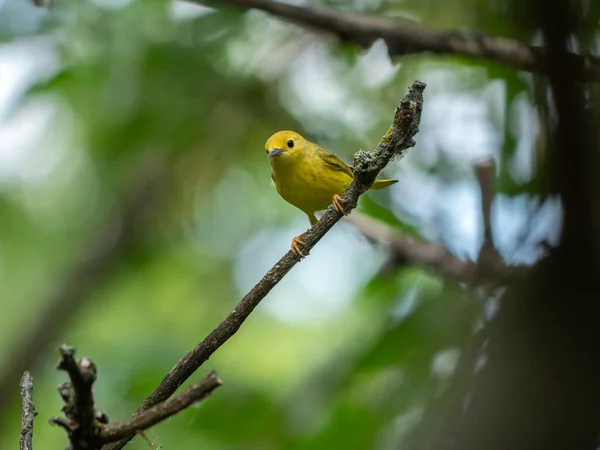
[
  {"x1": 332, "y1": 194, "x2": 348, "y2": 215},
  {"x1": 291, "y1": 233, "x2": 308, "y2": 258}
]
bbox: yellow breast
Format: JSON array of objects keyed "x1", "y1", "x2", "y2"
[{"x1": 271, "y1": 150, "x2": 351, "y2": 216}]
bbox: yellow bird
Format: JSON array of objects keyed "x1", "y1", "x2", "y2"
[{"x1": 265, "y1": 130, "x2": 397, "y2": 256}]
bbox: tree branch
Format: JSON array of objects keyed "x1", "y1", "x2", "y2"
[
  {"x1": 99, "y1": 371, "x2": 222, "y2": 443},
  {"x1": 20, "y1": 371, "x2": 36, "y2": 450},
  {"x1": 348, "y1": 213, "x2": 477, "y2": 283},
  {"x1": 203, "y1": 0, "x2": 600, "y2": 81},
  {"x1": 51, "y1": 345, "x2": 99, "y2": 450},
  {"x1": 346, "y1": 157, "x2": 528, "y2": 284},
  {"x1": 102, "y1": 80, "x2": 426, "y2": 450},
  {"x1": 50, "y1": 346, "x2": 221, "y2": 449},
  {"x1": 347, "y1": 213, "x2": 526, "y2": 284}
]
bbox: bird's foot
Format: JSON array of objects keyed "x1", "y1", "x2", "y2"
[
  {"x1": 332, "y1": 194, "x2": 348, "y2": 215},
  {"x1": 291, "y1": 234, "x2": 309, "y2": 258}
]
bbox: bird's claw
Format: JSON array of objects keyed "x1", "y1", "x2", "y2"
[
  {"x1": 291, "y1": 235, "x2": 308, "y2": 258},
  {"x1": 332, "y1": 194, "x2": 348, "y2": 215}
]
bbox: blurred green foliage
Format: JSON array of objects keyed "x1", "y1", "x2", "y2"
[{"x1": 0, "y1": 0, "x2": 572, "y2": 448}]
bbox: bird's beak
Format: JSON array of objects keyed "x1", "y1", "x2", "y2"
[{"x1": 268, "y1": 148, "x2": 284, "y2": 158}]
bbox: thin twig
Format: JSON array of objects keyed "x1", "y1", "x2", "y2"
[
  {"x1": 48, "y1": 417, "x2": 72, "y2": 433},
  {"x1": 99, "y1": 371, "x2": 222, "y2": 443},
  {"x1": 474, "y1": 158, "x2": 501, "y2": 266},
  {"x1": 102, "y1": 80, "x2": 426, "y2": 450},
  {"x1": 20, "y1": 371, "x2": 36, "y2": 450},
  {"x1": 475, "y1": 158, "x2": 495, "y2": 249},
  {"x1": 204, "y1": 0, "x2": 600, "y2": 81}
]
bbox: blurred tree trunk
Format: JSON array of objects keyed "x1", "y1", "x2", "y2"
[{"x1": 430, "y1": 1, "x2": 600, "y2": 449}]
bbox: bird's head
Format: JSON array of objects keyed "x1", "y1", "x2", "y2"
[{"x1": 264, "y1": 130, "x2": 307, "y2": 160}]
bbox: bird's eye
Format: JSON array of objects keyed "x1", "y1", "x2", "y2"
[{"x1": 287, "y1": 139, "x2": 294, "y2": 149}]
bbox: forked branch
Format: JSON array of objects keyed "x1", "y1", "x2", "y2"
[{"x1": 50, "y1": 346, "x2": 221, "y2": 449}]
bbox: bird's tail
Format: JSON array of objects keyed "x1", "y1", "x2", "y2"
[{"x1": 370, "y1": 179, "x2": 398, "y2": 190}]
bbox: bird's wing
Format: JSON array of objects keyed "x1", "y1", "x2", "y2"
[{"x1": 314, "y1": 145, "x2": 354, "y2": 178}]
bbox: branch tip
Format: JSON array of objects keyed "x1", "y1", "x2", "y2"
[
  {"x1": 474, "y1": 157, "x2": 500, "y2": 264},
  {"x1": 99, "y1": 371, "x2": 223, "y2": 444},
  {"x1": 49, "y1": 416, "x2": 72, "y2": 432}
]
